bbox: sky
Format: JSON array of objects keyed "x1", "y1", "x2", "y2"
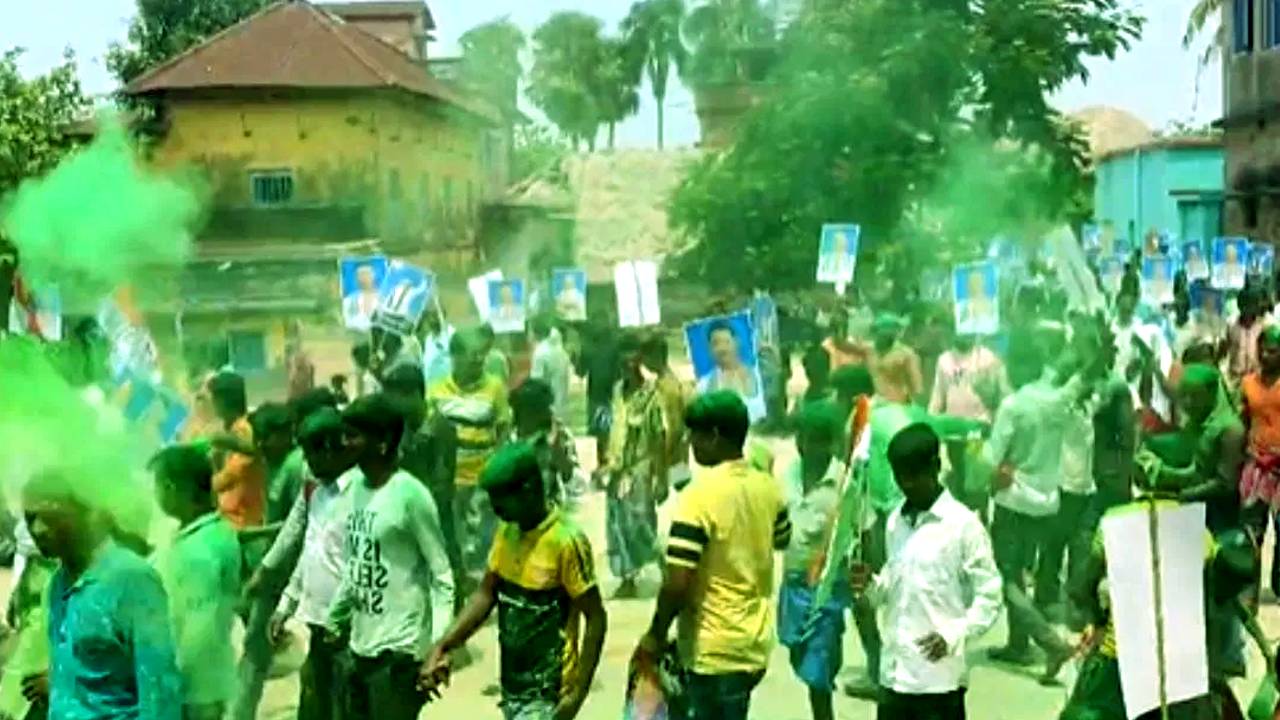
[{"x1": 0, "y1": 0, "x2": 1223, "y2": 149}]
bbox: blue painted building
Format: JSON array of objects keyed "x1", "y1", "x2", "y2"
[{"x1": 1093, "y1": 135, "x2": 1225, "y2": 247}]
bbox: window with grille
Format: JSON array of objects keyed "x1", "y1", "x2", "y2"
[
  {"x1": 250, "y1": 170, "x2": 295, "y2": 206},
  {"x1": 1236, "y1": 0, "x2": 1256, "y2": 52}
]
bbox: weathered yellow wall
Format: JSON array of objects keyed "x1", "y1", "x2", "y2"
[{"x1": 150, "y1": 89, "x2": 486, "y2": 241}]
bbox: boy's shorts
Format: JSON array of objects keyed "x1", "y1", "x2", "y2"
[{"x1": 777, "y1": 576, "x2": 847, "y2": 692}]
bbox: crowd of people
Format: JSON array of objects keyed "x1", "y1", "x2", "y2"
[{"x1": 10, "y1": 247, "x2": 1280, "y2": 720}]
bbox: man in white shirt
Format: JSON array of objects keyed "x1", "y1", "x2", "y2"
[
  {"x1": 983, "y1": 343, "x2": 1080, "y2": 681},
  {"x1": 529, "y1": 316, "x2": 571, "y2": 419},
  {"x1": 256, "y1": 408, "x2": 357, "y2": 720},
  {"x1": 327, "y1": 394, "x2": 455, "y2": 720},
  {"x1": 852, "y1": 422, "x2": 1001, "y2": 720},
  {"x1": 1111, "y1": 286, "x2": 1174, "y2": 421}
]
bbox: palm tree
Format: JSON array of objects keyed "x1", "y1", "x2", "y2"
[
  {"x1": 622, "y1": 0, "x2": 688, "y2": 149},
  {"x1": 595, "y1": 37, "x2": 644, "y2": 149},
  {"x1": 1183, "y1": 0, "x2": 1225, "y2": 114}
]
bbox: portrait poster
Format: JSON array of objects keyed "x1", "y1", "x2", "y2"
[
  {"x1": 615, "y1": 260, "x2": 661, "y2": 328},
  {"x1": 551, "y1": 267, "x2": 588, "y2": 322},
  {"x1": 1081, "y1": 223, "x2": 1101, "y2": 249},
  {"x1": 685, "y1": 311, "x2": 766, "y2": 422},
  {"x1": 1182, "y1": 240, "x2": 1209, "y2": 282},
  {"x1": 1100, "y1": 256, "x2": 1126, "y2": 296},
  {"x1": 1141, "y1": 256, "x2": 1176, "y2": 307},
  {"x1": 749, "y1": 292, "x2": 779, "y2": 351},
  {"x1": 1101, "y1": 503, "x2": 1209, "y2": 719},
  {"x1": 1249, "y1": 241, "x2": 1275, "y2": 279},
  {"x1": 374, "y1": 261, "x2": 434, "y2": 336},
  {"x1": 338, "y1": 255, "x2": 388, "y2": 332},
  {"x1": 1210, "y1": 237, "x2": 1249, "y2": 290},
  {"x1": 487, "y1": 279, "x2": 527, "y2": 334},
  {"x1": 816, "y1": 223, "x2": 860, "y2": 284},
  {"x1": 952, "y1": 261, "x2": 999, "y2": 336},
  {"x1": 469, "y1": 269, "x2": 503, "y2": 321},
  {"x1": 1188, "y1": 282, "x2": 1222, "y2": 318}
]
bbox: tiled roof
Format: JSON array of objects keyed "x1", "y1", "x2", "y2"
[{"x1": 124, "y1": 1, "x2": 494, "y2": 122}]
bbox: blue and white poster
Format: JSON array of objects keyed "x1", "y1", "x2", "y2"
[
  {"x1": 374, "y1": 260, "x2": 434, "y2": 335},
  {"x1": 952, "y1": 261, "x2": 999, "y2": 336},
  {"x1": 1100, "y1": 256, "x2": 1126, "y2": 295},
  {"x1": 338, "y1": 255, "x2": 388, "y2": 331},
  {"x1": 1082, "y1": 223, "x2": 1101, "y2": 249},
  {"x1": 1141, "y1": 256, "x2": 1176, "y2": 307},
  {"x1": 685, "y1": 311, "x2": 765, "y2": 422},
  {"x1": 817, "y1": 223, "x2": 860, "y2": 284},
  {"x1": 488, "y1": 279, "x2": 526, "y2": 334},
  {"x1": 1211, "y1": 237, "x2": 1249, "y2": 290},
  {"x1": 1249, "y1": 242, "x2": 1275, "y2": 279},
  {"x1": 749, "y1": 292, "x2": 778, "y2": 351},
  {"x1": 1182, "y1": 240, "x2": 1209, "y2": 282},
  {"x1": 551, "y1": 268, "x2": 587, "y2": 322},
  {"x1": 615, "y1": 260, "x2": 661, "y2": 328},
  {"x1": 1189, "y1": 282, "x2": 1222, "y2": 317}
]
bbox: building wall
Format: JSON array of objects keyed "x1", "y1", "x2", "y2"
[
  {"x1": 340, "y1": 16, "x2": 427, "y2": 59},
  {"x1": 150, "y1": 89, "x2": 486, "y2": 244},
  {"x1": 1093, "y1": 145, "x2": 1224, "y2": 244},
  {"x1": 1222, "y1": 0, "x2": 1280, "y2": 241}
]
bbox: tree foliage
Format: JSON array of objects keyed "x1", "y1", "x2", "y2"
[
  {"x1": 0, "y1": 50, "x2": 89, "y2": 196},
  {"x1": 459, "y1": 18, "x2": 526, "y2": 115},
  {"x1": 107, "y1": 0, "x2": 272, "y2": 85},
  {"x1": 668, "y1": 0, "x2": 1143, "y2": 292},
  {"x1": 528, "y1": 13, "x2": 643, "y2": 150},
  {"x1": 622, "y1": 0, "x2": 689, "y2": 148},
  {"x1": 681, "y1": 0, "x2": 775, "y2": 85},
  {"x1": 512, "y1": 123, "x2": 572, "y2": 184}
]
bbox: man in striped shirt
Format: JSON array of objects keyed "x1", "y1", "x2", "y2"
[{"x1": 633, "y1": 391, "x2": 791, "y2": 720}]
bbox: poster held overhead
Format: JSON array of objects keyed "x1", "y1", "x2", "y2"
[
  {"x1": 488, "y1": 279, "x2": 527, "y2": 334},
  {"x1": 1101, "y1": 502, "x2": 1209, "y2": 719},
  {"x1": 551, "y1": 268, "x2": 588, "y2": 322},
  {"x1": 817, "y1": 223, "x2": 860, "y2": 284},
  {"x1": 952, "y1": 261, "x2": 999, "y2": 336},
  {"x1": 1249, "y1": 242, "x2": 1275, "y2": 279},
  {"x1": 373, "y1": 260, "x2": 433, "y2": 336},
  {"x1": 468, "y1": 269, "x2": 503, "y2": 321},
  {"x1": 1100, "y1": 256, "x2": 1126, "y2": 296},
  {"x1": 1183, "y1": 240, "x2": 1209, "y2": 282},
  {"x1": 749, "y1": 292, "x2": 778, "y2": 351},
  {"x1": 1141, "y1": 256, "x2": 1176, "y2": 307},
  {"x1": 615, "y1": 260, "x2": 660, "y2": 328},
  {"x1": 685, "y1": 311, "x2": 767, "y2": 422},
  {"x1": 1045, "y1": 225, "x2": 1105, "y2": 313},
  {"x1": 1211, "y1": 237, "x2": 1249, "y2": 290},
  {"x1": 338, "y1": 255, "x2": 388, "y2": 331}
]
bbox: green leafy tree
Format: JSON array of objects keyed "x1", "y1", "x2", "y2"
[
  {"x1": 1183, "y1": 0, "x2": 1224, "y2": 112},
  {"x1": 528, "y1": 12, "x2": 610, "y2": 150},
  {"x1": 681, "y1": 0, "x2": 774, "y2": 85},
  {"x1": 107, "y1": 0, "x2": 272, "y2": 85},
  {"x1": 0, "y1": 49, "x2": 89, "y2": 195},
  {"x1": 668, "y1": 0, "x2": 1142, "y2": 292},
  {"x1": 459, "y1": 18, "x2": 526, "y2": 114},
  {"x1": 594, "y1": 38, "x2": 644, "y2": 150},
  {"x1": 622, "y1": 0, "x2": 689, "y2": 148},
  {"x1": 512, "y1": 123, "x2": 572, "y2": 183}
]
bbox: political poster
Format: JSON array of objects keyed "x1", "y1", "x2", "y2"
[
  {"x1": 952, "y1": 261, "x2": 999, "y2": 336},
  {"x1": 469, "y1": 269, "x2": 503, "y2": 321},
  {"x1": 1189, "y1": 282, "x2": 1222, "y2": 318},
  {"x1": 685, "y1": 311, "x2": 766, "y2": 422},
  {"x1": 817, "y1": 224, "x2": 860, "y2": 284},
  {"x1": 374, "y1": 261, "x2": 433, "y2": 336},
  {"x1": 551, "y1": 268, "x2": 588, "y2": 322},
  {"x1": 615, "y1": 260, "x2": 661, "y2": 328},
  {"x1": 1249, "y1": 241, "x2": 1275, "y2": 279},
  {"x1": 1182, "y1": 240, "x2": 1209, "y2": 282},
  {"x1": 1210, "y1": 237, "x2": 1249, "y2": 290},
  {"x1": 1141, "y1": 256, "x2": 1176, "y2": 307},
  {"x1": 338, "y1": 255, "x2": 388, "y2": 331},
  {"x1": 488, "y1": 279, "x2": 527, "y2": 334},
  {"x1": 1100, "y1": 256, "x2": 1126, "y2": 296},
  {"x1": 1101, "y1": 502, "x2": 1209, "y2": 719},
  {"x1": 749, "y1": 292, "x2": 779, "y2": 351}
]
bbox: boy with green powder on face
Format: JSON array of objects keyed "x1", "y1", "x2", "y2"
[
  {"x1": 420, "y1": 442, "x2": 608, "y2": 720},
  {"x1": 149, "y1": 445, "x2": 241, "y2": 720}
]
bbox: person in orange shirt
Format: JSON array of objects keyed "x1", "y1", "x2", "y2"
[
  {"x1": 869, "y1": 314, "x2": 924, "y2": 406},
  {"x1": 207, "y1": 371, "x2": 267, "y2": 530},
  {"x1": 1241, "y1": 326, "x2": 1280, "y2": 595}
]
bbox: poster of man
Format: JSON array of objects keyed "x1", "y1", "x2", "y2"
[
  {"x1": 952, "y1": 261, "x2": 999, "y2": 335},
  {"x1": 487, "y1": 279, "x2": 527, "y2": 334},
  {"x1": 685, "y1": 311, "x2": 766, "y2": 422},
  {"x1": 1099, "y1": 256, "x2": 1126, "y2": 296},
  {"x1": 1249, "y1": 241, "x2": 1275, "y2": 278},
  {"x1": 339, "y1": 255, "x2": 388, "y2": 331},
  {"x1": 1182, "y1": 240, "x2": 1209, "y2": 282},
  {"x1": 1141, "y1": 256, "x2": 1175, "y2": 306},
  {"x1": 551, "y1": 268, "x2": 587, "y2": 321},
  {"x1": 816, "y1": 223, "x2": 860, "y2": 284},
  {"x1": 375, "y1": 260, "x2": 433, "y2": 334},
  {"x1": 1082, "y1": 223, "x2": 1101, "y2": 249},
  {"x1": 615, "y1": 260, "x2": 661, "y2": 327},
  {"x1": 1190, "y1": 282, "x2": 1222, "y2": 317},
  {"x1": 1211, "y1": 237, "x2": 1249, "y2": 290}
]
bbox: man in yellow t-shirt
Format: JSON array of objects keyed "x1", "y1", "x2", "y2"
[
  {"x1": 633, "y1": 391, "x2": 791, "y2": 720},
  {"x1": 428, "y1": 329, "x2": 511, "y2": 590},
  {"x1": 422, "y1": 442, "x2": 607, "y2": 719}
]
